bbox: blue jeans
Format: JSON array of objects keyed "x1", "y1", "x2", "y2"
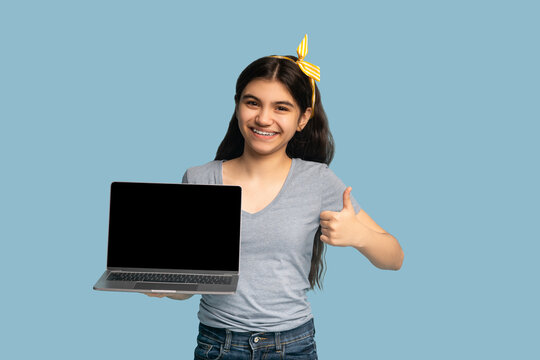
[{"x1": 194, "y1": 319, "x2": 318, "y2": 360}]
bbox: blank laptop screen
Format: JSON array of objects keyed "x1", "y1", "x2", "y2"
[{"x1": 107, "y1": 182, "x2": 241, "y2": 272}]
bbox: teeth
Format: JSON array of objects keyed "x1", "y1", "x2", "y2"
[{"x1": 252, "y1": 129, "x2": 276, "y2": 136}]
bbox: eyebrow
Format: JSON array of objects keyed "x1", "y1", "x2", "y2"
[{"x1": 241, "y1": 94, "x2": 296, "y2": 108}]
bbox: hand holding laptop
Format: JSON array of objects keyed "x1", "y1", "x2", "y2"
[{"x1": 146, "y1": 293, "x2": 193, "y2": 300}]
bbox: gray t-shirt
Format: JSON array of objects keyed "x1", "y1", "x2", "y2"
[{"x1": 182, "y1": 158, "x2": 361, "y2": 332}]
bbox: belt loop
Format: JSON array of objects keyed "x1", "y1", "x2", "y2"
[
  {"x1": 275, "y1": 331, "x2": 282, "y2": 352},
  {"x1": 224, "y1": 329, "x2": 232, "y2": 352}
]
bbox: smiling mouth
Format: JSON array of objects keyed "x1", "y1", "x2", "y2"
[{"x1": 252, "y1": 128, "x2": 278, "y2": 136}]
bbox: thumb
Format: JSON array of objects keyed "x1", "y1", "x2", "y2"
[{"x1": 342, "y1": 186, "x2": 354, "y2": 212}]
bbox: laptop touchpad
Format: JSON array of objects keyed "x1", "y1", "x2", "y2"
[{"x1": 134, "y1": 283, "x2": 198, "y2": 291}]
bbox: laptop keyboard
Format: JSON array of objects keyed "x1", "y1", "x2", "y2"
[{"x1": 107, "y1": 272, "x2": 232, "y2": 285}]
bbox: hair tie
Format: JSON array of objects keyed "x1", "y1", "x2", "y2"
[{"x1": 271, "y1": 34, "x2": 320, "y2": 118}]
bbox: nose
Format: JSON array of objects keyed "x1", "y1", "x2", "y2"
[{"x1": 255, "y1": 108, "x2": 273, "y2": 126}]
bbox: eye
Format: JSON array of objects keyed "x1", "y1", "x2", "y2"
[
  {"x1": 245, "y1": 100, "x2": 259, "y2": 107},
  {"x1": 276, "y1": 106, "x2": 290, "y2": 112}
]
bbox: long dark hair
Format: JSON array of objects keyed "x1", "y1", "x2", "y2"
[{"x1": 215, "y1": 56, "x2": 335, "y2": 290}]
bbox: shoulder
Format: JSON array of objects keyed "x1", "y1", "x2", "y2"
[
  {"x1": 292, "y1": 158, "x2": 335, "y2": 181},
  {"x1": 182, "y1": 160, "x2": 222, "y2": 184},
  {"x1": 185, "y1": 160, "x2": 222, "y2": 175},
  {"x1": 292, "y1": 158, "x2": 327, "y2": 173},
  {"x1": 291, "y1": 158, "x2": 350, "y2": 199}
]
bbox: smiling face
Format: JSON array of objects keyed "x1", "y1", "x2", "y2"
[{"x1": 236, "y1": 78, "x2": 311, "y2": 158}]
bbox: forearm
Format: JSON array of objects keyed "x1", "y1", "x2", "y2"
[{"x1": 353, "y1": 226, "x2": 404, "y2": 270}]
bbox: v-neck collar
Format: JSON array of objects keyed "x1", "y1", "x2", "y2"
[{"x1": 218, "y1": 158, "x2": 296, "y2": 218}]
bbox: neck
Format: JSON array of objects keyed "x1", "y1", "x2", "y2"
[{"x1": 237, "y1": 149, "x2": 292, "y2": 179}]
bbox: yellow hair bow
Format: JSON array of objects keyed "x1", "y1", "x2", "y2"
[
  {"x1": 294, "y1": 34, "x2": 320, "y2": 82},
  {"x1": 271, "y1": 34, "x2": 320, "y2": 117}
]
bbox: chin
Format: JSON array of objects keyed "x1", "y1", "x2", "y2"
[{"x1": 245, "y1": 144, "x2": 287, "y2": 157}]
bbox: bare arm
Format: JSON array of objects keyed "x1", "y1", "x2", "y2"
[
  {"x1": 351, "y1": 209, "x2": 403, "y2": 270},
  {"x1": 320, "y1": 187, "x2": 404, "y2": 270}
]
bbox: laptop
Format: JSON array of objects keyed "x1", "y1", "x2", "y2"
[{"x1": 93, "y1": 182, "x2": 242, "y2": 295}]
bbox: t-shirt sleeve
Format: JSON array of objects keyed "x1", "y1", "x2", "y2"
[
  {"x1": 319, "y1": 165, "x2": 362, "y2": 214},
  {"x1": 181, "y1": 169, "x2": 189, "y2": 184},
  {"x1": 180, "y1": 161, "x2": 220, "y2": 185}
]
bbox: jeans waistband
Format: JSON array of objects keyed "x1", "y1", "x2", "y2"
[{"x1": 198, "y1": 319, "x2": 315, "y2": 351}]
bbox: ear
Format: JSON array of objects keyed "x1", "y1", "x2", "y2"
[{"x1": 297, "y1": 107, "x2": 312, "y2": 131}]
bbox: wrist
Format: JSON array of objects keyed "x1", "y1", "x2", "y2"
[{"x1": 351, "y1": 219, "x2": 370, "y2": 249}]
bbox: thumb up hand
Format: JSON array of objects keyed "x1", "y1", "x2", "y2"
[{"x1": 319, "y1": 187, "x2": 362, "y2": 247}]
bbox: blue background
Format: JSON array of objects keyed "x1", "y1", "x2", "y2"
[{"x1": 1, "y1": 1, "x2": 538, "y2": 358}]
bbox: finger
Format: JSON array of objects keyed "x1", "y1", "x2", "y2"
[
  {"x1": 320, "y1": 234, "x2": 330, "y2": 244},
  {"x1": 320, "y1": 210, "x2": 336, "y2": 220},
  {"x1": 320, "y1": 219, "x2": 330, "y2": 227},
  {"x1": 146, "y1": 293, "x2": 166, "y2": 298},
  {"x1": 342, "y1": 186, "x2": 353, "y2": 212},
  {"x1": 320, "y1": 224, "x2": 334, "y2": 234},
  {"x1": 320, "y1": 234, "x2": 336, "y2": 246}
]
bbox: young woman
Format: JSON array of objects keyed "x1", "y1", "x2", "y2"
[{"x1": 150, "y1": 35, "x2": 404, "y2": 360}]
